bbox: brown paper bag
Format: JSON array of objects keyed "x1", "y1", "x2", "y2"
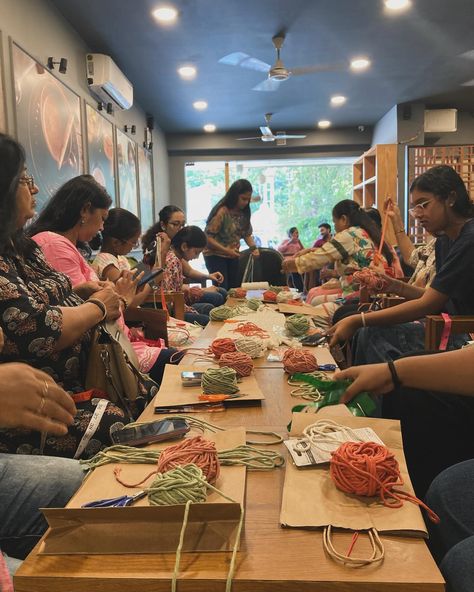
[
  {"x1": 280, "y1": 408, "x2": 428, "y2": 537},
  {"x1": 40, "y1": 428, "x2": 246, "y2": 555}
]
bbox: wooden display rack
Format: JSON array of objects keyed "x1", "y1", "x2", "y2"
[
  {"x1": 407, "y1": 144, "x2": 474, "y2": 243},
  {"x1": 352, "y1": 143, "x2": 398, "y2": 244}
]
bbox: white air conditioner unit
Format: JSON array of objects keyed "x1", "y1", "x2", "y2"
[
  {"x1": 86, "y1": 53, "x2": 133, "y2": 110},
  {"x1": 424, "y1": 109, "x2": 457, "y2": 133}
]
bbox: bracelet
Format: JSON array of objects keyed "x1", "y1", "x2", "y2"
[
  {"x1": 360, "y1": 312, "x2": 366, "y2": 327},
  {"x1": 395, "y1": 228, "x2": 405, "y2": 234},
  {"x1": 387, "y1": 359, "x2": 402, "y2": 390},
  {"x1": 87, "y1": 298, "x2": 107, "y2": 321}
]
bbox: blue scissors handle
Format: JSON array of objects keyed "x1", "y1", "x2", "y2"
[{"x1": 82, "y1": 490, "x2": 147, "y2": 508}]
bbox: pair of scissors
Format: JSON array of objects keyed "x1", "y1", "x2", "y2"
[
  {"x1": 81, "y1": 490, "x2": 147, "y2": 508},
  {"x1": 198, "y1": 394, "x2": 241, "y2": 402},
  {"x1": 318, "y1": 364, "x2": 337, "y2": 372}
]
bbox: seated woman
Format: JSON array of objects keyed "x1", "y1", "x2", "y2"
[
  {"x1": 282, "y1": 200, "x2": 395, "y2": 327},
  {"x1": 142, "y1": 205, "x2": 226, "y2": 308},
  {"x1": 29, "y1": 177, "x2": 181, "y2": 387},
  {"x1": 0, "y1": 133, "x2": 125, "y2": 458},
  {"x1": 277, "y1": 226, "x2": 305, "y2": 291},
  {"x1": 162, "y1": 226, "x2": 213, "y2": 325},
  {"x1": 0, "y1": 328, "x2": 84, "y2": 577},
  {"x1": 329, "y1": 165, "x2": 474, "y2": 365}
]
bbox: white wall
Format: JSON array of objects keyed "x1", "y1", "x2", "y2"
[{"x1": 0, "y1": 0, "x2": 169, "y2": 213}]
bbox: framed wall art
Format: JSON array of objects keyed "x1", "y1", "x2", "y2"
[
  {"x1": 116, "y1": 127, "x2": 138, "y2": 215},
  {"x1": 85, "y1": 103, "x2": 116, "y2": 203},
  {"x1": 12, "y1": 42, "x2": 83, "y2": 211},
  {"x1": 138, "y1": 145, "x2": 154, "y2": 231}
]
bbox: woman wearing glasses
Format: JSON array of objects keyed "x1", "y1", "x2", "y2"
[
  {"x1": 142, "y1": 205, "x2": 227, "y2": 308},
  {"x1": 0, "y1": 134, "x2": 128, "y2": 458},
  {"x1": 329, "y1": 165, "x2": 474, "y2": 362}
]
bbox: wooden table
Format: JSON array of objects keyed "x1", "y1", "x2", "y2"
[{"x1": 15, "y1": 320, "x2": 445, "y2": 592}]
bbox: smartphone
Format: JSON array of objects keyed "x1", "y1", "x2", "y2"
[
  {"x1": 136, "y1": 267, "x2": 164, "y2": 288},
  {"x1": 111, "y1": 419, "x2": 190, "y2": 447},
  {"x1": 300, "y1": 333, "x2": 328, "y2": 347},
  {"x1": 181, "y1": 371, "x2": 203, "y2": 387}
]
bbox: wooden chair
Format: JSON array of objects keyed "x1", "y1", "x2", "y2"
[
  {"x1": 425, "y1": 315, "x2": 474, "y2": 351},
  {"x1": 144, "y1": 290, "x2": 185, "y2": 320},
  {"x1": 124, "y1": 307, "x2": 169, "y2": 345}
]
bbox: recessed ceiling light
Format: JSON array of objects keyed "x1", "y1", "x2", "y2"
[
  {"x1": 330, "y1": 95, "x2": 347, "y2": 106},
  {"x1": 318, "y1": 120, "x2": 331, "y2": 129},
  {"x1": 193, "y1": 100, "x2": 208, "y2": 111},
  {"x1": 350, "y1": 57, "x2": 371, "y2": 71},
  {"x1": 178, "y1": 65, "x2": 197, "y2": 80},
  {"x1": 203, "y1": 124, "x2": 216, "y2": 133},
  {"x1": 384, "y1": 0, "x2": 411, "y2": 10},
  {"x1": 152, "y1": 5, "x2": 178, "y2": 24}
]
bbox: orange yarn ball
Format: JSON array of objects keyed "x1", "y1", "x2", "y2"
[
  {"x1": 218, "y1": 351, "x2": 253, "y2": 377},
  {"x1": 157, "y1": 435, "x2": 220, "y2": 483},
  {"x1": 210, "y1": 338, "x2": 237, "y2": 359},
  {"x1": 282, "y1": 348, "x2": 318, "y2": 374},
  {"x1": 330, "y1": 441, "x2": 441, "y2": 523},
  {"x1": 263, "y1": 290, "x2": 277, "y2": 302},
  {"x1": 330, "y1": 441, "x2": 401, "y2": 504},
  {"x1": 234, "y1": 287, "x2": 247, "y2": 299}
]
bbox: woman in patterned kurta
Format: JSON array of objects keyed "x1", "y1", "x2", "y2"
[
  {"x1": 0, "y1": 136, "x2": 125, "y2": 458},
  {"x1": 282, "y1": 200, "x2": 395, "y2": 327},
  {"x1": 204, "y1": 179, "x2": 260, "y2": 290}
]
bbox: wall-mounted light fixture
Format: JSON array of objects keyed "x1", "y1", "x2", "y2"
[{"x1": 47, "y1": 57, "x2": 68, "y2": 74}]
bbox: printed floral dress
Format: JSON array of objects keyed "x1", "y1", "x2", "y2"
[{"x1": 0, "y1": 244, "x2": 126, "y2": 458}]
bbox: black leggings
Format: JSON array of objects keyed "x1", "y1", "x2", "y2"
[{"x1": 204, "y1": 255, "x2": 240, "y2": 290}]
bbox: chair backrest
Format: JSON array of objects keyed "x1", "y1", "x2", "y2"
[{"x1": 238, "y1": 248, "x2": 286, "y2": 286}]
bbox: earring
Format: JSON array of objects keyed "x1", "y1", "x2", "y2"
[{"x1": 80, "y1": 218, "x2": 85, "y2": 225}]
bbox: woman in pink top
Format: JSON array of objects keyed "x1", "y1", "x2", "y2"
[
  {"x1": 277, "y1": 227, "x2": 305, "y2": 291},
  {"x1": 29, "y1": 175, "x2": 181, "y2": 386}
]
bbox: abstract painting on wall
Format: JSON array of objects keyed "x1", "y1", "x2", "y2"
[
  {"x1": 86, "y1": 103, "x2": 116, "y2": 203},
  {"x1": 12, "y1": 43, "x2": 83, "y2": 211},
  {"x1": 138, "y1": 146, "x2": 154, "y2": 230},
  {"x1": 116, "y1": 128, "x2": 138, "y2": 215}
]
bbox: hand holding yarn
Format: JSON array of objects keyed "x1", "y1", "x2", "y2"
[{"x1": 352, "y1": 268, "x2": 392, "y2": 293}]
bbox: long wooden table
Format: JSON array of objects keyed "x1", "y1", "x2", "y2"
[{"x1": 15, "y1": 318, "x2": 445, "y2": 592}]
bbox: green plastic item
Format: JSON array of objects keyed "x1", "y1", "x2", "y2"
[{"x1": 286, "y1": 373, "x2": 377, "y2": 431}]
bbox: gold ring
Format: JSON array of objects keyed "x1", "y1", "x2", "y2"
[{"x1": 37, "y1": 380, "x2": 48, "y2": 415}]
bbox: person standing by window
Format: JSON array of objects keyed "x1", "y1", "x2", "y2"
[{"x1": 203, "y1": 179, "x2": 260, "y2": 290}]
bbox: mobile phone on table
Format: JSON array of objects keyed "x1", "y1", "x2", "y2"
[
  {"x1": 136, "y1": 267, "x2": 164, "y2": 288},
  {"x1": 110, "y1": 419, "x2": 190, "y2": 447},
  {"x1": 300, "y1": 333, "x2": 328, "y2": 347},
  {"x1": 181, "y1": 371, "x2": 203, "y2": 387}
]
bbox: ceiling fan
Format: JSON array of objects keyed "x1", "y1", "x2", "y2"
[
  {"x1": 219, "y1": 33, "x2": 344, "y2": 92},
  {"x1": 236, "y1": 113, "x2": 306, "y2": 142}
]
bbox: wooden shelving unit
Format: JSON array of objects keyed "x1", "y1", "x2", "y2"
[
  {"x1": 352, "y1": 144, "x2": 398, "y2": 244},
  {"x1": 407, "y1": 144, "x2": 474, "y2": 243}
]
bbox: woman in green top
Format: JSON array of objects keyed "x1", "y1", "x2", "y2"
[{"x1": 204, "y1": 179, "x2": 260, "y2": 289}]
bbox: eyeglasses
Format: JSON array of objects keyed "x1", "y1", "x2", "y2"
[
  {"x1": 168, "y1": 221, "x2": 186, "y2": 228},
  {"x1": 20, "y1": 174, "x2": 35, "y2": 191},
  {"x1": 408, "y1": 199, "x2": 434, "y2": 217}
]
